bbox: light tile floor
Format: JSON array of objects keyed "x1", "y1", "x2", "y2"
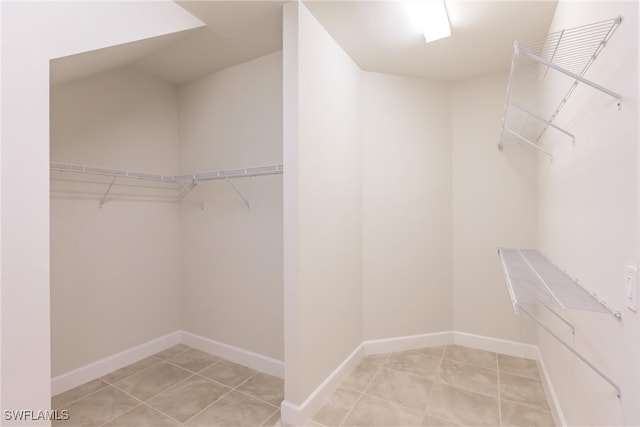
[
  {"x1": 52, "y1": 344, "x2": 556, "y2": 427},
  {"x1": 51, "y1": 345, "x2": 283, "y2": 427},
  {"x1": 310, "y1": 345, "x2": 556, "y2": 427}
]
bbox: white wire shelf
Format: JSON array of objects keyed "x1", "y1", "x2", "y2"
[
  {"x1": 499, "y1": 17, "x2": 622, "y2": 158},
  {"x1": 50, "y1": 162, "x2": 284, "y2": 208},
  {"x1": 498, "y1": 248, "x2": 621, "y2": 397}
]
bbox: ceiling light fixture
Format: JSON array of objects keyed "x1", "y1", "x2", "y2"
[{"x1": 404, "y1": 0, "x2": 451, "y2": 43}]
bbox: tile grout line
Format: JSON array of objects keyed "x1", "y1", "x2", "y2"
[
  {"x1": 51, "y1": 380, "x2": 111, "y2": 411},
  {"x1": 95, "y1": 384, "x2": 183, "y2": 427},
  {"x1": 54, "y1": 345, "x2": 285, "y2": 427},
  {"x1": 337, "y1": 356, "x2": 389, "y2": 427},
  {"x1": 423, "y1": 345, "x2": 447, "y2": 423},
  {"x1": 259, "y1": 407, "x2": 281, "y2": 427},
  {"x1": 103, "y1": 348, "x2": 223, "y2": 426},
  {"x1": 179, "y1": 387, "x2": 235, "y2": 426}
]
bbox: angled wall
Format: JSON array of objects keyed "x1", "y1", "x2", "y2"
[
  {"x1": 179, "y1": 51, "x2": 284, "y2": 361},
  {"x1": 0, "y1": 2, "x2": 202, "y2": 423},
  {"x1": 283, "y1": 0, "x2": 363, "y2": 415},
  {"x1": 362, "y1": 72, "x2": 453, "y2": 341},
  {"x1": 536, "y1": 1, "x2": 639, "y2": 425},
  {"x1": 50, "y1": 67, "x2": 181, "y2": 377}
]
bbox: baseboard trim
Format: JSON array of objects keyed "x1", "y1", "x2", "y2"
[
  {"x1": 281, "y1": 331, "x2": 543, "y2": 426},
  {"x1": 535, "y1": 347, "x2": 567, "y2": 426},
  {"x1": 51, "y1": 331, "x2": 181, "y2": 395},
  {"x1": 280, "y1": 343, "x2": 364, "y2": 427},
  {"x1": 180, "y1": 331, "x2": 284, "y2": 379},
  {"x1": 452, "y1": 331, "x2": 538, "y2": 359},
  {"x1": 363, "y1": 331, "x2": 453, "y2": 355}
]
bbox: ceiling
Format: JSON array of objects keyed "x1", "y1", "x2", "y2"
[{"x1": 50, "y1": 0, "x2": 558, "y2": 86}]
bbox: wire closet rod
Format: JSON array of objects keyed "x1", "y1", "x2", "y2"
[{"x1": 519, "y1": 305, "x2": 621, "y2": 398}]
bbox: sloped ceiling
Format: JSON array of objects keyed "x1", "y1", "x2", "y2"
[{"x1": 50, "y1": 1, "x2": 557, "y2": 86}]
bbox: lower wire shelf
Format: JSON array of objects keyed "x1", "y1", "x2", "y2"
[{"x1": 497, "y1": 248, "x2": 622, "y2": 398}]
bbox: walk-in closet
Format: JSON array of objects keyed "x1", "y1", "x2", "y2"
[{"x1": 1, "y1": 1, "x2": 639, "y2": 426}]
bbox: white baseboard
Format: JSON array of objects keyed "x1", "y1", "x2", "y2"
[
  {"x1": 51, "y1": 331, "x2": 181, "y2": 395},
  {"x1": 535, "y1": 347, "x2": 567, "y2": 427},
  {"x1": 363, "y1": 331, "x2": 453, "y2": 355},
  {"x1": 280, "y1": 343, "x2": 364, "y2": 427},
  {"x1": 452, "y1": 331, "x2": 538, "y2": 359},
  {"x1": 281, "y1": 331, "x2": 544, "y2": 426},
  {"x1": 180, "y1": 331, "x2": 284, "y2": 379}
]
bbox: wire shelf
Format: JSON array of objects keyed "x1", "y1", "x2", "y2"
[
  {"x1": 51, "y1": 162, "x2": 284, "y2": 207},
  {"x1": 499, "y1": 17, "x2": 622, "y2": 157},
  {"x1": 498, "y1": 248, "x2": 617, "y2": 315},
  {"x1": 498, "y1": 247, "x2": 622, "y2": 397}
]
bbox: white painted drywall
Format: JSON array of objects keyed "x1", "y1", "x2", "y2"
[
  {"x1": 362, "y1": 71, "x2": 453, "y2": 340},
  {"x1": 536, "y1": 1, "x2": 639, "y2": 425},
  {"x1": 178, "y1": 51, "x2": 284, "y2": 361},
  {"x1": 0, "y1": 1, "x2": 202, "y2": 423},
  {"x1": 283, "y1": 1, "x2": 363, "y2": 407},
  {"x1": 50, "y1": 67, "x2": 181, "y2": 377},
  {"x1": 451, "y1": 72, "x2": 538, "y2": 342}
]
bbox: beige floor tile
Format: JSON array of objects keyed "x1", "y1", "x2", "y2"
[
  {"x1": 147, "y1": 375, "x2": 231, "y2": 423},
  {"x1": 342, "y1": 394, "x2": 423, "y2": 426},
  {"x1": 311, "y1": 388, "x2": 360, "y2": 426},
  {"x1": 415, "y1": 346, "x2": 447, "y2": 358},
  {"x1": 114, "y1": 361, "x2": 192, "y2": 401},
  {"x1": 443, "y1": 345, "x2": 497, "y2": 370},
  {"x1": 498, "y1": 354, "x2": 541, "y2": 380},
  {"x1": 428, "y1": 383, "x2": 500, "y2": 427},
  {"x1": 186, "y1": 390, "x2": 276, "y2": 427},
  {"x1": 200, "y1": 359, "x2": 257, "y2": 388},
  {"x1": 383, "y1": 350, "x2": 442, "y2": 380},
  {"x1": 437, "y1": 358, "x2": 498, "y2": 398},
  {"x1": 261, "y1": 410, "x2": 284, "y2": 426},
  {"x1": 341, "y1": 360, "x2": 381, "y2": 393},
  {"x1": 422, "y1": 411, "x2": 461, "y2": 426},
  {"x1": 365, "y1": 367, "x2": 433, "y2": 411},
  {"x1": 101, "y1": 357, "x2": 162, "y2": 384},
  {"x1": 168, "y1": 348, "x2": 221, "y2": 372},
  {"x1": 500, "y1": 373, "x2": 550, "y2": 412},
  {"x1": 154, "y1": 344, "x2": 191, "y2": 360},
  {"x1": 236, "y1": 372, "x2": 284, "y2": 407},
  {"x1": 51, "y1": 378, "x2": 109, "y2": 410},
  {"x1": 54, "y1": 386, "x2": 140, "y2": 427},
  {"x1": 501, "y1": 400, "x2": 556, "y2": 426},
  {"x1": 103, "y1": 404, "x2": 179, "y2": 427},
  {"x1": 362, "y1": 353, "x2": 389, "y2": 365}
]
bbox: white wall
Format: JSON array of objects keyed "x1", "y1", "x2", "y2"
[
  {"x1": 362, "y1": 72, "x2": 452, "y2": 340},
  {"x1": 536, "y1": 2, "x2": 639, "y2": 425},
  {"x1": 283, "y1": 0, "x2": 363, "y2": 408},
  {"x1": 451, "y1": 72, "x2": 538, "y2": 341},
  {"x1": 0, "y1": 2, "x2": 201, "y2": 423},
  {"x1": 179, "y1": 51, "x2": 283, "y2": 361},
  {"x1": 50, "y1": 67, "x2": 181, "y2": 377}
]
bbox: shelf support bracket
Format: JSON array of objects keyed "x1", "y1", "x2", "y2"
[
  {"x1": 503, "y1": 128, "x2": 553, "y2": 158},
  {"x1": 542, "y1": 305, "x2": 575, "y2": 335},
  {"x1": 178, "y1": 181, "x2": 198, "y2": 202},
  {"x1": 224, "y1": 177, "x2": 250, "y2": 209},
  {"x1": 509, "y1": 102, "x2": 575, "y2": 143},
  {"x1": 99, "y1": 177, "x2": 117, "y2": 208},
  {"x1": 519, "y1": 304, "x2": 621, "y2": 398}
]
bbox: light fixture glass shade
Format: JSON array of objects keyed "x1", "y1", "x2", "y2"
[{"x1": 404, "y1": 0, "x2": 451, "y2": 43}]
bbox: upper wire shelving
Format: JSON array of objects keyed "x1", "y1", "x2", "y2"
[
  {"x1": 498, "y1": 17, "x2": 622, "y2": 158},
  {"x1": 50, "y1": 162, "x2": 284, "y2": 208}
]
